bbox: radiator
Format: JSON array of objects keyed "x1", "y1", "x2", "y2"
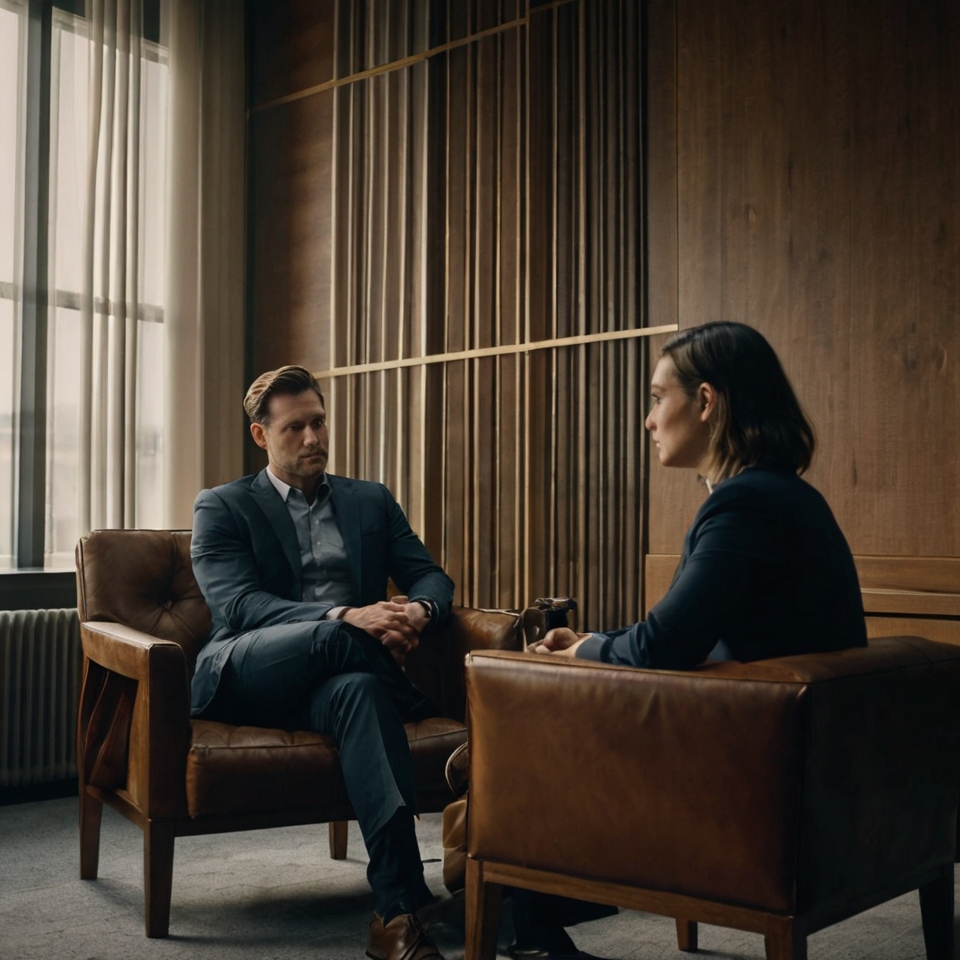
[{"x1": 0, "y1": 609, "x2": 82, "y2": 787}]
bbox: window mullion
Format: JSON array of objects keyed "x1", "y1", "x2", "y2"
[{"x1": 16, "y1": 0, "x2": 52, "y2": 569}]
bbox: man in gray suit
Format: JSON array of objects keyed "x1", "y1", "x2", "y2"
[{"x1": 190, "y1": 365, "x2": 454, "y2": 960}]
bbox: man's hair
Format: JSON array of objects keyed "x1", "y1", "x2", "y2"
[
  {"x1": 661, "y1": 321, "x2": 815, "y2": 480},
  {"x1": 243, "y1": 365, "x2": 325, "y2": 425}
]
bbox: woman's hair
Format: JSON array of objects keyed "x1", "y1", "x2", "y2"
[
  {"x1": 661, "y1": 321, "x2": 815, "y2": 480},
  {"x1": 243, "y1": 365, "x2": 325, "y2": 425}
]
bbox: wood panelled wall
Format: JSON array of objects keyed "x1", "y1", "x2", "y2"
[
  {"x1": 646, "y1": 0, "x2": 960, "y2": 641},
  {"x1": 247, "y1": 0, "x2": 960, "y2": 641},
  {"x1": 247, "y1": 0, "x2": 659, "y2": 626}
]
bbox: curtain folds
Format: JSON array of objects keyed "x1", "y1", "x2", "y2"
[
  {"x1": 79, "y1": 0, "x2": 143, "y2": 533},
  {"x1": 163, "y1": 0, "x2": 246, "y2": 527},
  {"x1": 78, "y1": 0, "x2": 245, "y2": 535}
]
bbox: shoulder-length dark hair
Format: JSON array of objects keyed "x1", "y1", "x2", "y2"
[{"x1": 661, "y1": 321, "x2": 815, "y2": 480}]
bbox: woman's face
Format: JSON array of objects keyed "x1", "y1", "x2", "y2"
[{"x1": 645, "y1": 356, "x2": 713, "y2": 472}]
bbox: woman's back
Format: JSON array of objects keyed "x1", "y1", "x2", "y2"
[
  {"x1": 577, "y1": 466, "x2": 866, "y2": 669},
  {"x1": 684, "y1": 466, "x2": 866, "y2": 663}
]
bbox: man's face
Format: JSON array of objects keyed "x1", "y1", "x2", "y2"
[{"x1": 251, "y1": 389, "x2": 329, "y2": 490}]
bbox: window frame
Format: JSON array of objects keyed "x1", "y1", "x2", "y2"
[
  {"x1": 0, "y1": 0, "x2": 158, "y2": 604},
  {"x1": 0, "y1": 0, "x2": 79, "y2": 608}
]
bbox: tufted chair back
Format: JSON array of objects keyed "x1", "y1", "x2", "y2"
[{"x1": 76, "y1": 529, "x2": 211, "y2": 671}]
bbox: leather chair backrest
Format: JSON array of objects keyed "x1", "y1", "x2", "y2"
[
  {"x1": 76, "y1": 529, "x2": 212, "y2": 669},
  {"x1": 406, "y1": 607, "x2": 522, "y2": 722}
]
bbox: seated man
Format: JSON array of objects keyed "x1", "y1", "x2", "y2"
[{"x1": 190, "y1": 364, "x2": 454, "y2": 960}]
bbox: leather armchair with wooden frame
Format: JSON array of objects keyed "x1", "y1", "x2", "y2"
[
  {"x1": 463, "y1": 639, "x2": 960, "y2": 960},
  {"x1": 75, "y1": 528, "x2": 522, "y2": 938}
]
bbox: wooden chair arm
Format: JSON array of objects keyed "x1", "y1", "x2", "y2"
[{"x1": 78, "y1": 621, "x2": 191, "y2": 818}]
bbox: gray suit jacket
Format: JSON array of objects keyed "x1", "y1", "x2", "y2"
[{"x1": 189, "y1": 469, "x2": 454, "y2": 714}]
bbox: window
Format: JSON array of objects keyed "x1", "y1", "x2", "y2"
[
  {"x1": 1, "y1": 0, "x2": 167, "y2": 571},
  {"x1": 0, "y1": 0, "x2": 26, "y2": 570}
]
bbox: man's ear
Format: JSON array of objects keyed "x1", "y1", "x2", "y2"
[
  {"x1": 698, "y1": 382, "x2": 717, "y2": 422},
  {"x1": 250, "y1": 421, "x2": 268, "y2": 450}
]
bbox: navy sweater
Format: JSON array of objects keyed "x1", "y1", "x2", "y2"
[{"x1": 577, "y1": 466, "x2": 867, "y2": 669}]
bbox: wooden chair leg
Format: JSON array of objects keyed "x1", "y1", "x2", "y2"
[
  {"x1": 464, "y1": 858, "x2": 502, "y2": 960},
  {"x1": 764, "y1": 916, "x2": 806, "y2": 960},
  {"x1": 329, "y1": 820, "x2": 348, "y2": 860},
  {"x1": 144, "y1": 820, "x2": 176, "y2": 938},
  {"x1": 78, "y1": 788, "x2": 103, "y2": 880},
  {"x1": 919, "y1": 866, "x2": 955, "y2": 960},
  {"x1": 676, "y1": 918, "x2": 698, "y2": 952}
]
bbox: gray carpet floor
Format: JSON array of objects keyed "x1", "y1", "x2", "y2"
[{"x1": 0, "y1": 796, "x2": 953, "y2": 959}]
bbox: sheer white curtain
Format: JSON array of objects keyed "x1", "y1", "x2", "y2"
[
  {"x1": 76, "y1": 0, "x2": 244, "y2": 537},
  {"x1": 163, "y1": 0, "x2": 245, "y2": 527},
  {"x1": 47, "y1": 0, "x2": 167, "y2": 564},
  {"x1": 78, "y1": 0, "x2": 144, "y2": 534}
]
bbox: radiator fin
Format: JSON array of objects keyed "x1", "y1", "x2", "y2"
[{"x1": 0, "y1": 609, "x2": 82, "y2": 787}]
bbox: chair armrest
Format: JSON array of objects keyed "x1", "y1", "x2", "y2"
[
  {"x1": 81, "y1": 621, "x2": 193, "y2": 684},
  {"x1": 464, "y1": 649, "x2": 807, "y2": 912},
  {"x1": 78, "y1": 621, "x2": 191, "y2": 818},
  {"x1": 405, "y1": 607, "x2": 522, "y2": 723},
  {"x1": 440, "y1": 607, "x2": 523, "y2": 654},
  {"x1": 465, "y1": 640, "x2": 960, "y2": 915}
]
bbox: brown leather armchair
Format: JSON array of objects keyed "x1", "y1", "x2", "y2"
[
  {"x1": 74, "y1": 528, "x2": 522, "y2": 938},
  {"x1": 463, "y1": 639, "x2": 960, "y2": 960}
]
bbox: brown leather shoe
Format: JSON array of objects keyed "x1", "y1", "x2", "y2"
[{"x1": 365, "y1": 912, "x2": 445, "y2": 960}]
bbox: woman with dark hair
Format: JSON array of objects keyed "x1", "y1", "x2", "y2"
[
  {"x1": 538, "y1": 319, "x2": 866, "y2": 670},
  {"x1": 502, "y1": 323, "x2": 867, "y2": 959}
]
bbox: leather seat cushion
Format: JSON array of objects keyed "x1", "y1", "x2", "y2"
[{"x1": 185, "y1": 717, "x2": 466, "y2": 819}]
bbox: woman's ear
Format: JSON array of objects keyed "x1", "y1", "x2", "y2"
[{"x1": 698, "y1": 382, "x2": 717, "y2": 422}]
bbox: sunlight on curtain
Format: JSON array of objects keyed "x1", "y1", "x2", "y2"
[
  {"x1": 44, "y1": 3, "x2": 168, "y2": 567},
  {"x1": 163, "y1": 0, "x2": 245, "y2": 526},
  {"x1": 0, "y1": 1, "x2": 26, "y2": 571},
  {"x1": 0, "y1": 0, "x2": 242, "y2": 570}
]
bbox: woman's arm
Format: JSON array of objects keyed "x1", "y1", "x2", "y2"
[{"x1": 574, "y1": 485, "x2": 782, "y2": 669}]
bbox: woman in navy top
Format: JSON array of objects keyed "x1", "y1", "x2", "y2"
[
  {"x1": 511, "y1": 322, "x2": 867, "y2": 960},
  {"x1": 538, "y1": 320, "x2": 867, "y2": 668}
]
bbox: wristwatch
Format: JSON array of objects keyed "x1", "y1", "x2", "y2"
[{"x1": 413, "y1": 599, "x2": 433, "y2": 620}]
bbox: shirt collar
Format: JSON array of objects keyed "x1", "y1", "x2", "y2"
[{"x1": 265, "y1": 465, "x2": 329, "y2": 503}]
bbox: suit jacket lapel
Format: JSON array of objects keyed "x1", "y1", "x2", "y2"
[
  {"x1": 329, "y1": 475, "x2": 363, "y2": 596},
  {"x1": 251, "y1": 469, "x2": 302, "y2": 585}
]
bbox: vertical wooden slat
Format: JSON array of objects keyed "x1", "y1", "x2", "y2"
[
  {"x1": 326, "y1": 3, "x2": 344, "y2": 479},
  {"x1": 574, "y1": 2, "x2": 591, "y2": 622},
  {"x1": 407, "y1": 59, "x2": 427, "y2": 530},
  {"x1": 466, "y1": 36, "x2": 479, "y2": 604}
]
